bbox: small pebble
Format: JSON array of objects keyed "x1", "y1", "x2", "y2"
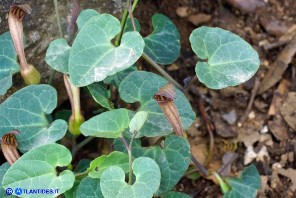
[
  {"x1": 248, "y1": 111, "x2": 256, "y2": 119},
  {"x1": 260, "y1": 125, "x2": 269, "y2": 133}
]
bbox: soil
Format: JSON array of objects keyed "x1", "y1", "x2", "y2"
[{"x1": 1, "y1": 0, "x2": 296, "y2": 197}]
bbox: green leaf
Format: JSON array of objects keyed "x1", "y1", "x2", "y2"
[
  {"x1": 0, "y1": 32, "x2": 19, "y2": 95},
  {"x1": 2, "y1": 144, "x2": 75, "y2": 197},
  {"x1": 144, "y1": 14, "x2": 180, "y2": 65},
  {"x1": 100, "y1": 157, "x2": 161, "y2": 198},
  {"x1": 69, "y1": 14, "x2": 145, "y2": 87},
  {"x1": 45, "y1": 38, "x2": 71, "y2": 74},
  {"x1": 88, "y1": 151, "x2": 129, "y2": 178},
  {"x1": 76, "y1": 177, "x2": 103, "y2": 198},
  {"x1": 76, "y1": 159, "x2": 92, "y2": 173},
  {"x1": 119, "y1": 71, "x2": 195, "y2": 137},
  {"x1": 0, "y1": 85, "x2": 67, "y2": 153},
  {"x1": 162, "y1": 191, "x2": 191, "y2": 198},
  {"x1": 64, "y1": 180, "x2": 80, "y2": 198},
  {"x1": 76, "y1": 9, "x2": 100, "y2": 30},
  {"x1": 87, "y1": 82, "x2": 114, "y2": 110},
  {"x1": 114, "y1": 135, "x2": 191, "y2": 195},
  {"x1": 103, "y1": 65, "x2": 137, "y2": 87},
  {"x1": 129, "y1": 111, "x2": 149, "y2": 133},
  {"x1": 80, "y1": 108, "x2": 132, "y2": 138},
  {"x1": 224, "y1": 164, "x2": 261, "y2": 198},
  {"x1": 0, "y1": 163, "x2": 15, "y2": 198},
  {"x1": 189, "y1": 26, "x2": 260, "y2": 89}
]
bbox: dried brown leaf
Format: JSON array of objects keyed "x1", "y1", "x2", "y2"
[
  {"x1": 280, "y1": 92, "x2": 296, "y2": 130},
  {"x1": 278, "y1": 168, "x2": 296, "y2": 192}
]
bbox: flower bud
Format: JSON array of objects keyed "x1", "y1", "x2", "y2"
[
  {"x1": 21, "y1": 64, "x2": 41, "y2": 85},
  {"x1": 69, "y1": 113, "x2": 84, "y2": 135}
]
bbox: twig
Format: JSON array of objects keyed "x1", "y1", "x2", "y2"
[
  {"x1": 72, "y1": 136, "x2": 94, "y2": 157},
  {"x1": 128, "y1": 0, "x2": 136, "y2": 30},
  {"x1": 182, "y1": 75, "x2": 197, "y2": 92},
  {"x1": 238, "y1": 77, "x2": 260, "y2": 124},
  {"x1": 198, "y1": 98, "x2": 214, "y2": 166},
  {"x1": 191, "y1": 155, "x2": 209, "y2": 176},
  {"x1": 142, "y1": 52, "x2": 183, "y2": 90}
]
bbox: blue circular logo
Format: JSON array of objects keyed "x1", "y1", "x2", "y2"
[
  {"x1": 5, "y1": 188, "x2": 13, "y2": 195},
  {"x1": 15, "y1": 188, "x2": 22, "y2": 195}
]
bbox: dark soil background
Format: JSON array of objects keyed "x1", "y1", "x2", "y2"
[{"x1": 1, "y1": 0, "x2": 296, "y2": 197}]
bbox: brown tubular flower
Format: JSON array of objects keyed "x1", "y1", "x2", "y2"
[
  {"x1": 8, "y1": 4, "x2": 41, "y2": 84},
  {"x1": 64, "y1": 75, "x2": 84, "y2": 135},
  {"x1": 1, "y1": 129, "x2": 20, "y2": 165},
  {"x1": 154, "y1": 83, "x2": 184, "y2": 136}
]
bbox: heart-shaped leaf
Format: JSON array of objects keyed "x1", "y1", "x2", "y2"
[
  {"x1": 100, "y1": 157, "x2": 161, "y2": 198},
  {"x1": 224, "y1": 164, "x2": 261, "y2": 198},
  {"x1": 0, "y1": 85, "x2": 68, "y2": 153},
  {"x1": 119, "y1": 71, "x2": 195, "y2": 137},
  {"x1": 189, "y1": 26, "x2": 260, "y2": 89},
  {"x1": 0, "y1": 32, "x2": 20, "y2": 95},
  {"x1": 2, "y1": 144, "x2": 75, "y2": 197},
  {"x1": 0, "y1": 163, "x2": 14, "y2": 198},
  {"x1": 45, "y1": 38, "x2": 71, "y2": 74},
  {"x1": 80, "y1": 108, "x2": 132, "y2": 138},
  {"x1": 76, "y1": 177, "x2": 103, "y2": 198},
  {"x1": 103, "y1": 65, "x2": 137, "y2": 87},
  {"x1": 162, "y1": 191, "x2": 191, "y2": 198},
  {"x1": 88, "y1": 151, "x2": 129, "y2": 178},
  {"x1": 114, "y1": 135, "x2": 191, "y2": 195},
  {"x1": 144, "y1": 14, "x2": 180, "y2": 65},
  {"x1": 76, "y1": 9, "x2": 100, "y2": 30},
  {"x1": 87, "y1": 82, "x2": 114, "y2": 110},
  {"x1": 69, "y1": 14, "x2": 144, "y2": 87}
]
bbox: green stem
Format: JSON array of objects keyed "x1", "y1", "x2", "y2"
[
  {"x1": 213, "y1": 172, "x2": 231, "y2": 194},
  {"x1": 53, "y1": 0, "x2": 63, "y2": 38},
  {"x1": 75, "y1": 170, "x2": 89, "y2": 179},
  {"x1": 142, "y1": 52, "x2": 183, "y2": 90},
  {"x1": 131, "y1": 0, "x2": 139, "y2": 12},
  {"x1": 114, "y1": 0, "x2": 131, "y2": 46},
  {"x1": 120, "y1": 137, "x2": 133, "y2": 185}
]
